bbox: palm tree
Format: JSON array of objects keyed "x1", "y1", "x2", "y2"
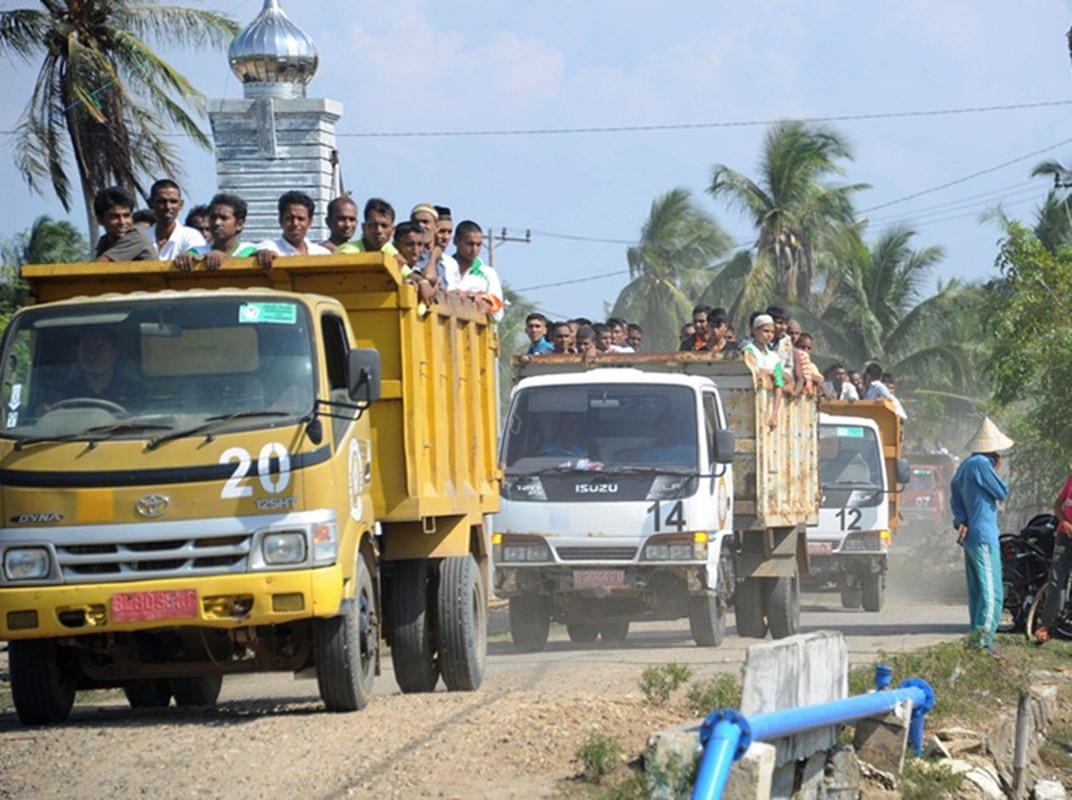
[
  {"x1": 0, "y1": 215, "x2": 89, "y2": 317},
  {"x1": 0, "y1": 1, "x2": 237, "y2": 235},
  {"x1": 708, "y1": 121, "x2": 868, "y2": 304},
  {"x1": 610, "y1": 188, "x2": 732, "y2": 351}
]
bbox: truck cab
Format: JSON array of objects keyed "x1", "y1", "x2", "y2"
[
  {"x1": 804, "y1": 401, "x2": 908, "y2": 612},
  {"x1": 494, "y1": 368, "x2": 735, "y2": 649}
]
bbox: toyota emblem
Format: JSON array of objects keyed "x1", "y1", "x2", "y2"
[{"x1": 135, "y1": 494, "x2": 170, "y2": 518}]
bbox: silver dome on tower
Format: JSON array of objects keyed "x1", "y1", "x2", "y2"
[{"x1": 228, "y1": 0, "x2": 319, "y2": 99}]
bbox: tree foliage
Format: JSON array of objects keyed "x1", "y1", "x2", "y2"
[
  {"x1": 986, "y1": 223, "x2": 1072, "y2": 508},
  {"x1": 0, "y1": 1, "x2": 237, "y2": 234}
]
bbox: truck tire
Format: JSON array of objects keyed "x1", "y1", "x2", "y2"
[
  {"x1": 387, "y1": 559, "x2": 439, "y2": 693},
  {"x1": 509, "y1": 593, "x2": 551, "y2": 652},
  {"x1": 566, "y1": 622, "x2": 599, "y2": 643},
  {"x1": 840, "y1": 586, "x2": 863, "y2": 609},
  {"x1": 861, "y1": 573, "x2": 886, "y2": 613},
  {"x1": 600, "y1": 622, "x2": 629, "y2": 642},
  {"x1": 171, "y1": 675, "x2": 223, "y2": 707},
  {"x1": 734, "y1": 578, "x2": 768, "y2": 639},
  {"x1": 765, "y1": 576, "x2": 800, "y2": 640},
  {"x1": 689, "y1": 591, "x2": 726, "y2": 647},
  {"x1": 9, "y1": 639, "x2": 77, "y2": 725},
  {"x1": 123, "y1": 679, "x2": 172, "y2": 708},
  {"x1": 317, "y1": 553, "x2": 378, "y2": 710},
  {"x1": 436, "y1": 554, "x2": 487, "y2": 691}
]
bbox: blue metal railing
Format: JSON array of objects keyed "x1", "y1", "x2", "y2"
[{"x1": 691, "y1": 667, "x2": 935, "y2": 800}]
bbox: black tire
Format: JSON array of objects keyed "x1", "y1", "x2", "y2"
[
  {"x1": 840, "y1": 586, "x2": 863, "y2": 609},
  {"x1": 317, "y1": 553, "x2": 378, "y2": 711},
  {"x1": 9, "y1": 639, "x2": 77, "y2": 725},
  {"x1": 171, "y1": 675, "x2": 223, "y2": 707},
  {"x1": 123, "y1": 679, "x2": 172, "y2": 709},
  {"x1": 386, "y1": 559, "x2": 439, "y2": 693},
  {"x1": 734, "y1": 578, "x2": 767, "y2": 639},
  {"x1": 436, "y1": 555, "x2": 486, "y2": 692},
  {"x1": 689, "y1": 591, "x2": 726, "y2": 647},
  {"x1": 861, "y1": 573, "x2": 885, "y2": 613},
  {"x1": 599, "y1": 622, "x2": 630, "y2": 643},
  {"x1": 765, "y1": 576, "x2": 800, "y2": 640},
  {"x1": 566, "y1": 622, "x2": 599, "y2": 643},
  {"x1": 509, "y1": 593, "x2": 551, "y2": 652}
]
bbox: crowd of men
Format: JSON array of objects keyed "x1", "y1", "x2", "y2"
[
  {"x1": 521, "y1": 304, "x2": 908, "y2": 421},
  {"x1": 91, "y1": 181, "x2": 505, "y2": 320}
]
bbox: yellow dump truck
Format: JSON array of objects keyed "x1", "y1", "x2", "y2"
[
  {"x1": 0, "y1": 253, "x2": 499, "y2": 724},
  {"x1": 494, "y1": 353, "x2": 820, "y2": 647}
]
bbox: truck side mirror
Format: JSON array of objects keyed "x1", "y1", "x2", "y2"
[
  {"x1": 895, "y1": 457, "x2": 911, "y2": 486},
  {"x1": 713, "y1": 429, "x2": 735, "y2": 465},
  {"x1": 347, "y1": 348, "x2": 381, "y2": 403}
]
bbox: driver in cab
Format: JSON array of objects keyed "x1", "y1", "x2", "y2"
[{"x1": 43, "y1": 330, "x2": 143, "y2": 412}]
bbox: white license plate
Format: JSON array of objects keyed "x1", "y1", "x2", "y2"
[
  {"x1": 808, "y1": 541, "x2": 833, "y2": 556},
  {"x1": 573, "y1": 570, "x2": 625, "y2": 589}
]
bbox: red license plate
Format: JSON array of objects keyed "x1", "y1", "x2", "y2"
[
  {"x1": 808, "y1": 541, "x2": 833, "y2": 556},
  {"x1": 574, "y1": 570, "x2": 625, "y2": 589},
  {"x1": 111, "y1": 589, "x2": 198, "y2": 623}
]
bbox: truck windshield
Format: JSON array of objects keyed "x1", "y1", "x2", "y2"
[
  {"x1": 502, "y1": 384, "x2": 698, "y2": 473},
  {"x1": 819, "y1": 424, "x2": 883, "y2": 490},
  {"x1": 0, "y1": 297, "x2": 316, "y2": 441}
]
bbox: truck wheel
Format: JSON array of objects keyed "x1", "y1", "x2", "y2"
[
  {"x1": 861, "y1": 573, "x2": 886, "y2": 613},
  {"x1": 600, "y1": 622, "x2": 629, "y2": 642},
  {"x1": 9, "y1": 639, "x2": 77, "y2": 725},
  {"x1": 317, "y1": 553, "x2": 378, "y2": 710},
  {"x1": 509, "y1": 593, "x2": 551, "y2": 652},
  {"x1": 765, "y1": 576, "x2": 800, "y2": 640},
  {"x1": 734, "y1": 578, "x2": 768, "y2": 639},
  {"x1": 171, "y1": 675, "x2": 223, "y2": 707},
  {"x1": 566, "y1": 622, "x2": 599, "y2": 643},
  {"x1": 436, "y1": 554, "x2": 487, "y2": 692},
  {"x1": 387, "y1": 559, "x2": 439, "y2": 693},
  {"x1": 689, "y1": 591, "x2": 726, "y2": 647},
  {"x1": 840, "y1": 586, "x2": 862, "y2": 609},
  {"x1": 123, "y1": 679, "x2": 172, "y2": 708}
]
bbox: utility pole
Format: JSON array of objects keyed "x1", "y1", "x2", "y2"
[{"x1": 484, "y1": 227, "x2": 531, "y2": 268}]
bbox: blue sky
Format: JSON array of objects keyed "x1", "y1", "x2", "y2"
[{"x1": 1, "y1": 0, "x2": 1072, "y2": 321}]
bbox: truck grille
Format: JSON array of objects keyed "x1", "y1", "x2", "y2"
[
  {"x1": 57, "y1": 533, "x2": 251, "y2": 583},
  {"x1": 556, "y1": 546, "x2": 637, "y2": 562}
]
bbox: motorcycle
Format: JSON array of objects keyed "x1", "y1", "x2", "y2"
[{"x1": 999, "y1": 513, "x2": 1057, "y2": 633}]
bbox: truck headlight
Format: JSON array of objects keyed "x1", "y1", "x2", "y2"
[
  {"x1": 263, "y1": 531, "x2": 307, "y2": 565},
  {"x1": 642, "y1": 533, "x2": 707, "y2": 561},
  {"x1": 4, "y1": 547, "x2": 51, "y2": 580},
  {"x1": 494, "y1": 534, "x2": 552, "y2": 563}
]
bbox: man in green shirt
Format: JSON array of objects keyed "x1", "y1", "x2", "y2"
[{"x1": 174, "y1": 193, "x2": 257, "y2": 273}]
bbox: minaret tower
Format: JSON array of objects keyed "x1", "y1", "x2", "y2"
[{"x1": 209, "y1": 0, "x2": 342, "y2": 242}]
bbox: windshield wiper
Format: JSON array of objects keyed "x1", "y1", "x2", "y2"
[
  {"x1": 14, "y1": 421, "x2": 176, "y2": 450},
  {"x1": 147, "y1": 411, "x2": 293, "y2": 449}
]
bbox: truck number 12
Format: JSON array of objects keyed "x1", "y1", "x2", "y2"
[
  {"x1": 648, "y1": 500, "x2": 686, "y2": 532},
  {"x1": 835, "y1": 508, "x2": 862, "y2": 531}
]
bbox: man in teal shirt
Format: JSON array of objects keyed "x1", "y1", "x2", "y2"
[{"x1": 950, "y1": 418, "x2": 1013, "y2": 653}]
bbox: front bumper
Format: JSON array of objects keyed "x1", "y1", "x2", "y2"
[{"x1": 0, "y1": 564, "x2": 345, "y2": 640}]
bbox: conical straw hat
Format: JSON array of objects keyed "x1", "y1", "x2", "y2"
[{"x1": 965, "y1": 417, "x2": 1014, "y2": 454}]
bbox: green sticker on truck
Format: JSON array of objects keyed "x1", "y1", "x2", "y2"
[{"x1": 238, "y1": 303, "x2": 297, "y2": 325}]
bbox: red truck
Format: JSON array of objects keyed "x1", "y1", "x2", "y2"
[{"x1": 901, "y1": 453, "x2": 957, "y2": 538}]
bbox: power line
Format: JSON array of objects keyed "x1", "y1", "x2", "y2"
[
  {"x1": 336, "y1": 99, "x2": 1072, "y2": 139},
  {"x1": 514, "y1": 269, "x2": 631, "y2": 293}
]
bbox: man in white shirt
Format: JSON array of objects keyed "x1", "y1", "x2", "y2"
[
  {"x1": 446, "y1": 220, "x2": 504, "y2": 321},
  {"x1": 255, "y1": 191, "x2": 332, "y2": 269},
  {"x1": 862, "y1": 362, "x2": 907, "y2": 420},
  {"x1": 823, "y1": 364, "x2": 860, "y2": 400},
  {"x1": 149, "y1": 179, "x2": 206, "y2": 260}
]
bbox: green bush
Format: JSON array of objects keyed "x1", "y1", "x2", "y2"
[
  {"x1": 639, "y1": 663, "x2": 692, "y2": 706},
  {"x1": 684, "y1": 672, "x2": 741, "y2": 717},
  {"x1": 899, "y1": 758, "x2": 963, "y2": 800},
  {"x1": 575, "y1": 731, "x2": 623, "y2": 785}
]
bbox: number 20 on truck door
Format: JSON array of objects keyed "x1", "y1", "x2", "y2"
[{"x1": 219, "y1": 443, "x2": 292, "y2": 499}]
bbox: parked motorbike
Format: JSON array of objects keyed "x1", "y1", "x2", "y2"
[{"x1": 999, "y1": 513, "x2": 1057, "y2": 633}]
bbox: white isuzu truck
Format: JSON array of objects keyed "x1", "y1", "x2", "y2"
[
  {"x1": 492, "y1": 353, "x2": 819, "y2": 650},
  {"x1": 804, "y1": 400, "x2": 908, "y2": 612}
]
